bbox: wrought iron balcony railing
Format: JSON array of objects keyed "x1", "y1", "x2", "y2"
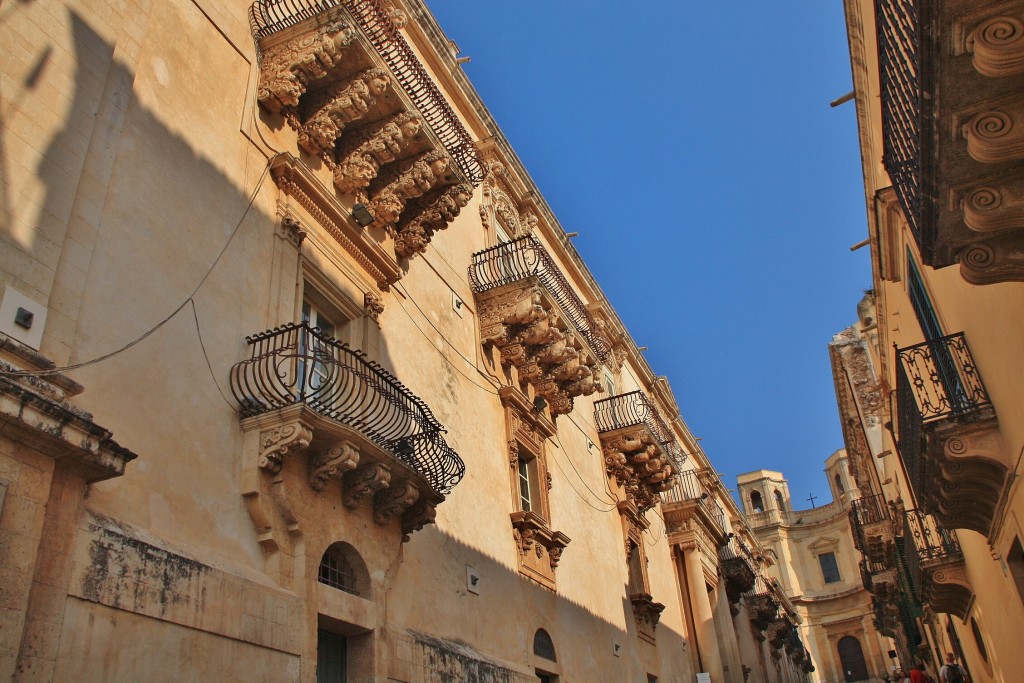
[
  {"x1": 896, "y1": 332, "x2": 992, "y2": 498},
  {"x1": 469, "y1": 236, "x2": 611, "y2": 361},
  {"x1": 661, "y1": 470, "x2": 726, "y2": 532},
  {"x1": 875, "y1": 0, "x2": 925, "y2": 248},
  {"x1": 850, "y1": 493, "x2": 889, "y2": 552},
  {"x1": 247, "y1": 0, "x2": 483, "y2": 184},
  {"x1": 594, "y1": 390, "x2": 686, "y2": 471},
  {"x1": 229, "y1": 322, "x2": 465, "y2": 494},
  {"x1": 903, "y1": 508, "x2": 962, "y2": 595}
]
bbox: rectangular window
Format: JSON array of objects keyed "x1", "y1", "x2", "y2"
[
  {"x1": 518, "y1": 457, "x2": 533, "y2": 512},
  {"x1": 818, "y1": 551, "x2": 841, "y2": 584}
]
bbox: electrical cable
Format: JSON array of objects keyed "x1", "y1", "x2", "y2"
[
  {"x1": 1, "y1": 162, "x2": 271, "y2": 378},
  {"x1": 190, "y1": 300, "x2": 239, "y2": 412}
]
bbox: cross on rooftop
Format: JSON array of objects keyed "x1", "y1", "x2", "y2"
[{"x1": 806, "y1": 493, "x2": 818, "y2": 508}]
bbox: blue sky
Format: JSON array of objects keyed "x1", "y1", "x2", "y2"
[{"x1": 429, "y1": 2, "x2": 871, "y2": 508}]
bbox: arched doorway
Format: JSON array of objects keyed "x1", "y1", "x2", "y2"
[{"x1": 837, "y1": 636, "x2": 869, "y2": 682}]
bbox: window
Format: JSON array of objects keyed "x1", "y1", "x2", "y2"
[
  {"x1": 774, "y1": 489, "x2": 786, "y2": 512},
  {"x1": 627, "y1": 539, "x2": 648, "y2": 595},
  {"x1": 318, "y1": 542, "x2": 368, "y2": 597},
  {"x1": 1009, "y1": 536, "x2": 1024, "y2": 607},
  {"x1": 970, "y1": 617, "x2": 989, "y2": 662},
  {"x1": 818, "y1": 551, "x2": 841, "y2": 584},
  {"x1": 518, "y1": 454, "x2": 542, "y2": 514},
  {"x1": 533, "y1": 629, "x2": 556, "y2": 662},
  {"x1": 750, "y1": 490, "x2": 765, "y2": 513},
  {"x1": 834, "y1": 473, "x2": 845, "y2": 494}
]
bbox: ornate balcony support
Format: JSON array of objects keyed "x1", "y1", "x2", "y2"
[
  {"x1": 903, "y1": 509, "x2": 973, "y2": 619},
  {"x1": 718, "y1": 538, "x2": 756, "y2": 616},
  {"x1": 896, "y1": 334, "x2": 1010, "y2": 536},
  {"x1": 850, "y1": 493, "x2": 896, "y2": 568},
  {"x1": 470, "y1": 236, "x2": 610, "y2": 416},
  {"x1": 230, "y1": 323, "x2": 465, "y2": 565},
  {"x1": 662, "y1": 470, "x2": 728, "y2": 548},
  {"x1": 510, "y1": 511, "x2": 570, "y2": 579},
  {"x1": 595, "y1": 391, "x2": 683, "y2": 511},
  {"x1": 250, "y1": 0, "x2": 482, "y2": 267},
  {"x1": 875, "y1": 0, "x2": 1024, "y2": 282},
  {"x1": 630, "y1": 592, "x2": 666, "y2": 640}
]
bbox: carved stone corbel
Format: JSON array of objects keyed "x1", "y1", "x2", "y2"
[
  {"x1": 334, "y1": 112, "x2": 423, "y2": 195},
  {"x1": 394, "y1": 183, "x2": 473, "y2": 258},
  {"x1": 297, "y1": 68, "x2": 391, "y2": 158},
  {"x1": 277, "y1": 216, "x2": 307, "y2": 248},
  {"x1": 401, "y1": 499, "x2": 437, "y2": 541},
  {"x1": 259, "y1": 422, "x2": 313, "y2": 473},
  {"x1": 309, "y1": 441, "x2": 360, "y2": 491},
  {"x1": 962, "y1": 108, "x2": 1024, "y2": 164},
  {"x1": 367, "y1": 150, "x2": 451, "y2": 228},
  {"x1": 374, "y1": 480, "x2": 419, "y2": 524},
  {"x1": 961, "y1": 182, "x2": 1024, "y2": 233},
  {"x1": 966, "y1": 15, "x2": 1024, "y2": 77},
  {"x1": 343, "y1": 462, "x2": 392, "y2": 508},
  {"x1": 363, "y1": 292, "x2": 384, "y2": 322},
  {"x1": 257, "y1": 20, "x2": 357, "y2": 114}
]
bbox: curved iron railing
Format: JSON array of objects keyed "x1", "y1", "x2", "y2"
[
  {"x1": 876, "y1": 0, "x2": 925, "y2": 248},
  {"x1": 896, "y1": 333, "x2": 990, "y2": 501},
  {"x1": 594, "y1": 390, "x2": 686, "y2": 470},
  {"x1": 661, "y1": 470, "x2": 726, "y2": 532},
  {"x1": 248, "y1": 0, "x2": 484, "y2": 185},
  {"x1": 230, "y1": 322, "x2": 465, "y2": 494},
  {"x1": 850, "y1": 493, "x2": 889, "y2": 551},
  {"x1": 903, "y1": 508, "x2": 961, "y2": 600},
  {"x1": 469, "y1": 236, "x2": 611, "y2": 361}
]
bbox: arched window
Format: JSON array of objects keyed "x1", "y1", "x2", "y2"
[
  {"x1": 319, "y1": 542, "x2": 369, "y2": 597},
  {"x1": 533, "y1": 629, "x2": 556, "y2": 662},
  {"x1": 750, "y1": 490, "x2": 765, "y2": 513},
  {"x1": 834, "y1": 473, "x2": 845, "y2": 493},
  {"x1": 970, "y1": 617, "x2": 988, "y2": 663},
  {"x1": 774, "y1": 489, "x2": 785, "y2": 512}
]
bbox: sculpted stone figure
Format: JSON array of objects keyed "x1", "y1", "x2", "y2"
[
  {"x1": 297, "y1": 68, "x2": 391, "y2": 158},
  {"x1": 334, "y1": 112, "x2": 423, "y2": 195},
  {"x1": 257, "y1": 21, "x2": 357, "y2": 114},
  {"x1": 394, "y1": 183, "x2": 473, "y2": 258},
  {"x1": 368, "y1": 150, "x2": 450, "y2": 227}
]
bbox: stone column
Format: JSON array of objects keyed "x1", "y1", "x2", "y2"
[
  {"x1": 712, "y1": 583, "x2": 744, "y2": 683},
  {"x1": 683, "y1": 543, "x2": 727, "y2": 683}
]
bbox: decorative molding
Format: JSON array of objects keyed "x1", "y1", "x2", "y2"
[
  {"x1": 334, "y1": 111, "x2": 423, "y2": 195},
  {"x1": 309, "y1": 441, "x2": 360, "y2": 490},
  {"x1": 363, "y1": 291, "x2": 384, "y2": 322},
  {"x1": 394, "y1": 183, "x2": 472, "y2": 258},
  {"x1": 344, "y1": 461, "x2": 392, "y2": 508},
  {"x1": 271, "y1": 153, "x2": 403, "y2": 289},
  {"x1": 374, "y1": 479, "x2": 419, "y2": 524},
  {"x1": 601, "y1": 427, "x2": 676, "y2": 512},
  {"x1": 962, "y1": 107, "x2": 1024, "y2": 164},
  {"x1": 366, "y1": 150, "x2": 451, "y2": 228},
  {"x1": 961, "y1": 181, "x2": 1024, "y2": 233},
  {"x1": 256, "y1": 18, "x2": 358, "y2": 114},
  {"x1": 296, "y1": 68, "x2": 391, "y2": 159},
  {"x1": 258, "y1": 421, "x2": 314, "y2": 473},
  {"x1": 966, "y1": 14, "x2": 1024, "y2": 77}
]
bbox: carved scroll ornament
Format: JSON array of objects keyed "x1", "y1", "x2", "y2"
[
  {"x1": 367, "y1": 150, "x2": 450, "y2": 228},
  {"x1": 297, "y1": 68, "x2": 391, "y2": 158},
  {"x1": 257, "y1": 20, "x2": 357, "y2": 114},
  {"x1": 966, "y1": 15, "x2": 1024, "y2": 77},
  {"x1": 395, "y1": 183, "x2": 473, "y2": 258},
  {"x1": 334, "y1": 111, "x2": 423, "y2": 195}
]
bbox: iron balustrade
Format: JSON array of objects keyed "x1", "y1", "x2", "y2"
[
  {"x1": 248, "y1": 0, "x2": 484, "y2": 185},
  {"x1": 903, "y1": 508, "x2": 962, "y2": 597},
  {"x1": 594, "y1": 390, "x2": 687, "y2": 471},
  {"x1": 850, "y1": 493, "x2": 889, "y2": 551},
  {"x1": 661, "y1": 470, "x2": 726, "y2": 532},
  {"x1": 896, "y1": 333, "x2": 990, "y2": 500},
  {"x1": 229, "y1": 322, "x2": 465, "y2": 494},
  {"x1": 469, "y1": 236, "x2": 611, "y2": 361},
  {"x1": 875, "y1": 0, "x2": 925, "y2": 248}
]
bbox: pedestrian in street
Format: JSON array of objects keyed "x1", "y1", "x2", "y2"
[{"x1": 939, "y1": 652, "x2": 969, "y2": 683}]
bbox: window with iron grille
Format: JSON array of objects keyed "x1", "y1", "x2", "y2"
[
  {"x1": 818, "y1": 551, "x2": 841, "y2": 584},
  {"x1": 319, "y1": 544, "x2": 359, "y2": 596}
]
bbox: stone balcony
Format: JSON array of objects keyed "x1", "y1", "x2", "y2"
[
  {"x1": 903, "y1": 508, "x2": 972, "y2": 619},
  {"x1": 875, "y1": 0, "x2": 1024, "y2": 283},
  {"x1": 230, "y1": 322, "x2": 465, "y2": 541},
  {"x1": 895, "y1": 333, "x2": 1009, "y2": 537},
  {"x1": 469, "y1": 236, "x2": 610, "y2": 416},
  {"x1": 743, "y1": 575, "x2": 779, "y2": 636},
  {"x1": 595, "y1": 390, "x2": 684, "y2": 512},
  {"x1": 661, "y1": 469, "x2": 728, "y2": 549},
  {"x1": 249, "y1": 0, "x2": 483, "y2": 268},
  {"x1": 850, "y1": 493, "x2": 896, "y2": 568},
  {"x1": 718, "y1": 537, "x2": 757, "y2": 615}
]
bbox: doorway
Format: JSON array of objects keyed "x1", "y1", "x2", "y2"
[{"x1": 837, "y1": 635, "x2": 869, "y2": 682}]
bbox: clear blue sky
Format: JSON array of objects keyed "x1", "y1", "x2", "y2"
[{"x1": 429, "y1": 2, "x2": 871, "y2": 508}]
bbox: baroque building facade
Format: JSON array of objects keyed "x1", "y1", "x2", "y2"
[
  {"x1": 836, "y1": 0, "x2": 1024, "y2": 681},
  {"x1": 739, "y1": 457, "x2": 893, "y2": 683},
  {"x1": 0, "y1": 1, "x2": 810, "y2": 682}
]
